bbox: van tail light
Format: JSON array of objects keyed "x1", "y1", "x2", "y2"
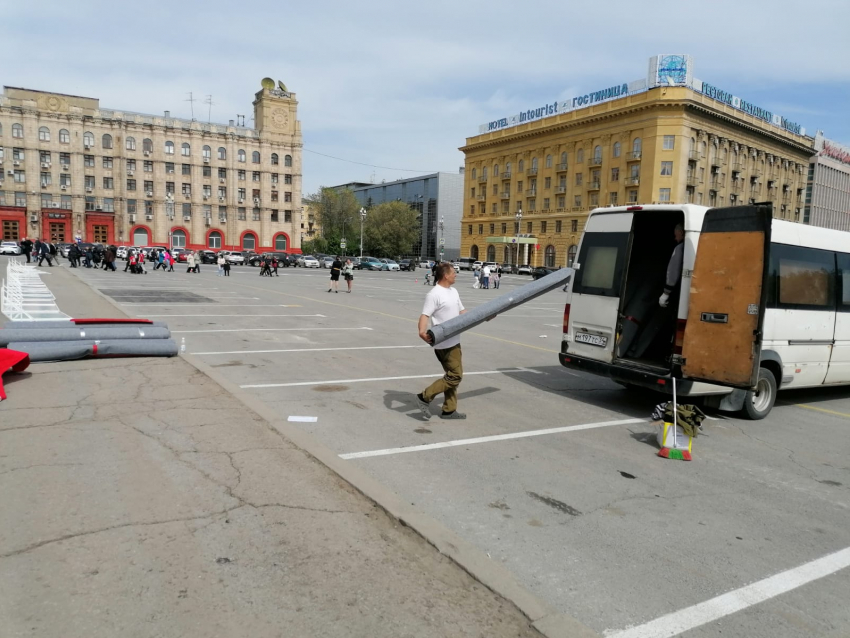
[
  {"x1": 563, "y1": 303, "x2": 571, "y2": 333},
  {"x1": 673, "y1": 319, "x2": 687, "y2": 355}
]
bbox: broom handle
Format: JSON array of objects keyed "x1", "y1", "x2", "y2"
[{"x1": 672, "y1": 377, "x2": 678, "y2": 448}]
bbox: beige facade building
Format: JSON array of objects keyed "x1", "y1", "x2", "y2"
[
  {"x1": 0, "y1": 83, "x2": 302, "y2": 252},
  {"x1": 460, "y1": 57, "x2": 815, "y2": 268}
]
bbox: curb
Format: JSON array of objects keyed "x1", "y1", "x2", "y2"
[{"x1": 64, "y1": 266, "x2": 601, "y2": 638}]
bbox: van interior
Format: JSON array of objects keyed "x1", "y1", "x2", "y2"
[{"x1": 614, "y1": 210, "x2": 685, "y2": 372}]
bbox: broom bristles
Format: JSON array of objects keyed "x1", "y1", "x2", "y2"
[{"x1": 657, "y1": 447, "x2": 692, "y2": 461}]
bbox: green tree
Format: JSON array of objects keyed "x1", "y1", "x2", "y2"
[
  {"x1": 363, "y1": 201, "x2": 420, "y2": 258},
  {"x1": 301, "y1": 235, "x2": 327, "y2": 256},
  {"x1": 305, "y1": 187, "x2": 361, "y2": 254}
]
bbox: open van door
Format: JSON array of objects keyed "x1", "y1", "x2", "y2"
[{"x1": 681, "y1": 205, "x2": 772, "y2": 389}]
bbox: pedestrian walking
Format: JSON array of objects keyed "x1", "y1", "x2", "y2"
[
  {"x1": 472, "y1": 267, "x2": 480, "y2": 289},
  {"x1": 431, "y1": 261, "x2": 438, "y2": 286},
  {"x1": 491, "y1": 266, "x2": 500, "y2": 289},
  {"x1": 272, "y1": 256, "x2": 279, "y2": 276},
  {"x1": 37, "y1": 239, "x2": 53, "y2": 267},
  {"x1": 259, "y1": 257, "x2": 271, "y2": 277},
  {"x1": 105, "y1": 245, "x2": 117, "y2": 271},
  {"x1": 217, "y1": 254, "x2": 226, "y2": 276},
  {"x1": 137, "y1": 249, "x2": 147, "y2": 274},
  {"x1": 482, "y1": 264, "x2": 491, "y2": 289},
  {"x1": 186, "y1": 251, "x2": 196, "y2": 273},
  {"x1": 416, "y1": 262, "x2": 468, "y2": 420},
  {"x1": 50, "y1": 240, "x2": 59, "y2": 263},
  {"x1": 193, "y1": 251, "x2": 201, "y2": 273},
  {"x1": 223, "y1": 258, "x2": 231, "y2": 276},
  {"x1": 67, "y1": 243, "x2": 80, "y2": 268},
  {"x1": 84, "y1": 247, "x2": 93, "y2": 268},
  {"x1": 20, "y1": 238, "x2": 33, "y2": 264},
  {"x1": 166, "y1": 250, "x2": 175, "y2": 272},
  {"x1": 342, "y1": 258, "x2": 354, "y2": 292},
  {"x1": 328, "y1": 255, "x2": 343, "y2": 293}
]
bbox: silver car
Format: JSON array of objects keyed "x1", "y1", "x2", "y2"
[{"x1": 0, "y1": 241, "x2": 22, "y2": 255}]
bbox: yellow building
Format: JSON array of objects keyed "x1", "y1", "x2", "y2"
[{"x1": 460, "y1": 56, "x2": 814, "y2": 268}]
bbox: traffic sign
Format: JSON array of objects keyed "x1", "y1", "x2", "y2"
[
  {"x1": 439, "y1": 237, "x2": 445, "y2": 245},
  {"x1": 340, "y1": 240, "x2": 347, "y2": 249}
]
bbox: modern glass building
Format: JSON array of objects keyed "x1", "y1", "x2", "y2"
[{"x1": 347, "y1": 172, "x2": 463, "y2": 261}]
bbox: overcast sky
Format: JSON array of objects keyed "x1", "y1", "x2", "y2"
[{"x1": 3, "y1": 0, "x2": 848, "y2": 195}]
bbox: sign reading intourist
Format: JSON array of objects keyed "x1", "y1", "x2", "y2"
[{"x1": 477, "y1": 55, "x2": 805, "y2": 138}]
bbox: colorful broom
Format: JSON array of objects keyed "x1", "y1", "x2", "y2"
[{"x1": 658, "y1": 377, "x2": 692, "y2": 461}]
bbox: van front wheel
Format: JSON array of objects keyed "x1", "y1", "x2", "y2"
[{"x1": 742, "y1": 368, "x2": 777, "y2": 420}]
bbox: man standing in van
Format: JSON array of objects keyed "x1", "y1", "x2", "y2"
[
  {"x1": 659, "y1": 224, "x2": 685, "y2": 308},
  {"x1": 416, "y1": 262, "x2": 467, "y2": 420}
]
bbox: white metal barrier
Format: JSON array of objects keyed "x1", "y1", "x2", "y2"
[{"x1": 1, "y1": 259, "x2": 69, "y2": 321}]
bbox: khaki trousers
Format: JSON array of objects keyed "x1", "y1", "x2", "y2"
[{"x1": 422, "y1": 344, "x2": 463, "y2": 413}]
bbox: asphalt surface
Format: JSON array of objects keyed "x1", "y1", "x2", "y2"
[{"x1": 58, "y1": 259, "x2": 850, "y2": 636}]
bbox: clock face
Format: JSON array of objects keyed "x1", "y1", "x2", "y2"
[{"x1": 272, "y1": 108, "x2": 288, "y2": 127}]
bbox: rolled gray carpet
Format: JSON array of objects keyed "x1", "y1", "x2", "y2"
[
  {"x1": 427, "y1": 268, "x2": 573, "y2": 347},
  {"x1": 3, "y1": 320, "x2": 169, "y2": 330},
  {"x1": 0, "y1": 326, "x2": 171, "y2": 345},
  {"x1": 7, "y1": 339, "x2": 178, "y2": 362}
]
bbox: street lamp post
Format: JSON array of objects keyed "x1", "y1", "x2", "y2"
[
  {"x1": 165, "y1": 194, "x2": 175, "y2": 252},
  {"x1": 359, "y1": 207, "x2": 366, "y2": 257},
  {"x1": 515, "y1": 208, "x2": 523, "y2": 271}
]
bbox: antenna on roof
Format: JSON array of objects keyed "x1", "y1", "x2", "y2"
[
  {"x1": 185, "y1": 92, "x2": 196, "y2": 120},
  {"x1": 204, "y1": 95, "x2": 214, "y2": 123}
]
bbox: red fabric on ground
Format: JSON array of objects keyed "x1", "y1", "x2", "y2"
[
  {"x1": 0, "y1": 348, "x2": 31, "y2": 401},
  {"x1": 71, "y1": 318, "x2": 153, "y2": 325}
]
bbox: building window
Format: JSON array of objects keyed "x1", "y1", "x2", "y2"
[
  {"x1": 576, "y1": 149, "x2": 584, "y2": 163},
  {"x1": 40, "y1": 172, "x2": 51, "y2": 186},
  {"x1": 478, "y1": 224, "x2": 483, "y2": 234},
  {"x1": 144, "y1": 180, "x2": 154, "y2": 194},
  {"x1": 143, "y1": 138, "x2": 153, "y2": 153},
  {"x1": 83, "y1": 131, "x2": 94, "y2": 147},
  {"x1": 103, "y1": 177, "x2": 113, "y2": 189},
  {"x1": 102, "y1": 198, "x2": 114, "y2": 212},
  {"x1": 663, "y1": 135, "x2": 675, "y2": 150},
  {"x1": 252, "y1": 207, "x2": 260, "y2": 221},
  {"x1": 171, "y1": 229, "x2": 186, "y2": 248},
  {"x1": 593, "y1": 146, "x2": 602, "y2": 163},
  {"x1": 202, "y1": 165, "x2": 211, "y2": 178},
  {"x1": 659, "y1": 188, "x2": 671, "y2": 202},
  {"x1": 611, "y1": 167, "x2": 619, "y2": 181},
  {"x1": 218, "y1": 147, "x2": 226, "y2": 160},
  {"x1": 589, "y1": 193, "x2": 599, "y2": 207},
  {"x1": 208, "y1": 231, "x2": 222, "y2": 249},
  {"x1": 144, "y1": 200, "x2": 153, "y2": 215},
  {"x1": 252, "y1": 171, "x2": 260, "y2": 182},
  {"x1": 126, "y1": 136, "x2": 136, "y2": 151},
  {"x1": 165, "y1": 141, "x2": 174, "y2": 154},
  {"x1": 182, "y1": 183, "x2": 192, "y2": 196},
  {"x1": 541, "y1": 221, "x2": 547, "y2": 234},
  {"x1": 12, "y1": 123, "x2": 24, "y2": 138},
  {"x1": 242, "y1": 233, "x2": 256, "y2": 250},
  {"x1": 284, "y1": 174, "x2": 292, "y2": 185},
  {"x1": 219, "y1": 168, "x2": 227, "y2": 179},
  {"x1": 127, "y1": 199, "x2": 137, "y2": 213},
  {"x1": 284, "y1": 210, "x2": 292, "y2": 223},
  {"x1": 271, "y1": 210, "x2": 279, "y2": 222},
  {"x1": 567, "y1": 244, "x2": 577, "y2": 267},
  {"x1": 166, "y1": 162, "x2": 175, "y2": 174},
  {"x1": 252, "y1": 151, "x2": 260, "y2": 164},
  {"x1": 13, "y1": 170, "x2": 26, "y2": 183},
  {"x1": 238, "y1": 149, "x2": 246, "y2": 163},
  {"x1": 628, "y1": 189, "x2": 638, "y2": 203},
  {"x1": 609, "y1": 192, "x2": 618, "y2": 206},
  {"x1": 571, "y1": 220, "x2": 578, "y2": 232},
  {"x1": 543, "y1": 197, "x2": 550, "y2": 209},
  {"x1": 544, "y1": 177, "x2": 551, "y2": 189},
  {"x1": 238, "y1": 207, "x2": 246, "y2": 221},
  {"x1": 165, "y1": 181, "x2": 174, "y2": 194},
  {"x1": 273, "y1": 235, "x2": 286, "y2": 250},
  {"x1": 660, "y1": 161, "x2": 673, "y2": 176},
  {"x1": 271, "y1": 153, "x2": 279, "y2": 165},
  {"x1": 612, "y1": 142, "x2": 621, "y2": 158},
  {"x1": 181, "y1": 142, "x2": 190, "y2": 157},
  {"x1": 468, "y1": 225, "x2": 472, "y2": 235},
  {"x1": 545, "y1": 155, "x2": 552, "y2": 168},
  {"x1": 58, "y1": 129, "x2": 70, "y2": 144},
  {"x1": 218, "y1": 206, "x2": 227, "y2": 220},
  {"x1": 182, "y1": 203, "x2": 192, "y2": 217},
  {"x1": 238, "y1": 170, "x2": 246, "y2": 181},
  {"x1": 518, "y1": 160, "x2": 524, "y2": 173},
  {"x1": 127, "y1": 179, "x2": 136, "y2": 191},
  {"x1": 144, "y1": 160, "x2": 153, "y2": 172},
  {"x1": 39, "y1": 126, "x2": 50, "y2": 141},
  {"x1": 60, "y1": 173, "x2": 71, "y2": 187},
  {"x1": 575, "y1": 173, "x2": 583, "y2": 186},
  {"x1": 103, "y1": 156, "x2": 113, "y2": 169},
  {"x1": 102, "y1": 134, "x2": 113, "y2": 149},
  {"x1": 633, "y1": 138, "x2": 642, "y2": 155},
  {"x1": 526, "y1": 221, "x2": 532, "y2": 233},
  {"x1": 284, "y1": 154, "x2": 292, "y2": 167},
  {"x1": 203, "y1": 184, "x2": 212, "y2": 197},
  {"x1": 182, "y1": 163, "x2": 191, "y2": 176},
  {"x1": 218, "y1": 186, "x2": 226, "y2": 198}
]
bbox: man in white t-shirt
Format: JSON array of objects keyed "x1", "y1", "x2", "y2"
[
  {"x1": 481, "y1": 264, "x2": 491, "y2": 289},
  {"x1": 416, "y1": 262, "x2": 467, "y2": 420}
]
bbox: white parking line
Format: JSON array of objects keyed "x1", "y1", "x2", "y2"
[
  {"x1": 339, "y1": 418, "x2": 645, "y2": 460},
  {"x1": 605, "y1": 545, "x2": 850, "y2": 638},
  {"x1": 192, "y1": 344, "x2": 429, "y2": 355},
  {"x1": 178, "y1": 327, "x2": 370, "y2": 335},
  {"x1": 120, "y1": 302, "x2": 274, "y2": 306},
  {"x1": 241, "y1": 368, "x2": 539, "y2": 389}
]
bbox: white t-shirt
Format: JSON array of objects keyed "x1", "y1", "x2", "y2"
[
  {"x1": 422, "y1": 284, "x2": 465, "y2": 349},
  {"x1": 482, "y1": 265, "x2": 491, "y2": 277}
]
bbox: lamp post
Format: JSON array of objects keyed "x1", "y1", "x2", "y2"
[
  {"x1": 515, "y1": 208, "x2": 523, "y2": 270},
  {"x1": 359, "y1": 207, "x2": 366, "y2": 257},
  {"x1": 165, "y1": 194, "x2": 175, "y2": 251}
]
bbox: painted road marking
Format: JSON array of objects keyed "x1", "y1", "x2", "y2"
[
  {"x1": 288, "y1": 416, "x2": 318, "y2": 423},
  {"x1": 605, "y1": 546, "x2": 850, "y2": 638},
  {"x1": 171, "y1": 317, "x2": 327, "y2": 331},
  {"x1": 179, "y1": 327, "x2": 371, "y2": 336},
  {"x1": 145, "y1": 313, "x2": 313, "y2": 317},
  {"x1": 339, "y1": 418, "x2": 645, "y2": 460},
  {"x1": 241, "y1": 368, "x2": 541, "y2": 389},
  {"x1": 193, "y1": 344, "x2": 428, "y2": 355},
  {"x1": 793, "y1": 403, "x2": 850, "y2": 419}
]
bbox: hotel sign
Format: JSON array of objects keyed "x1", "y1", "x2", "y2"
[
  {"x1": 821, "y1": 140, "x2": 850, "y2": 166},
  {"x1": 698, "y1": 81, "x2": 803, "y2": 135}
]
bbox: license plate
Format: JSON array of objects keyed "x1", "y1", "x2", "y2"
[{"x1": 574, "y1": 332, "x2": 608, "y2": 347}]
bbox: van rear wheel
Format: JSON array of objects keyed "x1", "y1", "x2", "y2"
[{"x1": 742, "y1": 367, "x2": 776, "y2": 420}]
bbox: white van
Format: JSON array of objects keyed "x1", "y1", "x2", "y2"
[
  {"x1": 457, "y1": 257, "x2": 476, "y2": 271},
  {"x1": 560, "y1": 203, "x2": 850, "y2": 419}
]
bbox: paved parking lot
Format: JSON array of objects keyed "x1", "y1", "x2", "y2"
[{"x1": 70, "y1": 261, "x2": 850, "y2": 637}]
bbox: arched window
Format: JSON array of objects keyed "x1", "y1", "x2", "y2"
[
  {"x1": 493, "y1": 164, "x2": 499, "y2": 176},
  {"x1": 242, "y1": 232, "x2": 256, "y2": 250},
  {"x1": 12, "y1": 123, "x2": 24, "y2": 138},
  {"x1": 518, "y1": 159, "x2": 525, "y2": 172},
  {"x1": 59, "y1": 129, "x2": 70, "y2": 144},
  {"x1": 632, "y1": 138, "x2": 642, "y2": 155},
  {"x1": 689, "y1": 137, "x2": 696, "y2": 152},
  {"x1": 181, "y1": 142, "x2": 190, "y2": 156},
  {"x1": 721, "y1": 147, "x2": 727, "y2": 161},
  {"x1": 133, "y1": 228, "x2": 150, "y2": 246},
  {"x1": 171, "y1": 229, "x2": 186, "y2": 248},
  {"x1": 487, "y1": 245, "x2": 495, "y2": 261},
  {"x1": 252, "y1": 151, "x2": 260, "y2": 164},
  {"x1": 545, "y1": 155, "x2": 552, "y2": 168},
  {"x1": 208, "y1": 231, "x2": 222, "y2": 249},
  {"x1": 471, "y1": 168, "x2": 477, "y2": 179},
  {"x1": 503, "y1": 246, "x2": 510, "y2": 263},
  {"x1": 470, "y1": 245, "x2": 479, "y2": 260},
  {"x1": 482, "y1": 166, "x2": 487, "y2": 179},
  {"x1": 102, "y1": 134, "x2": 113, "y2": 149},
  {"x1": 593, "y1": 145, "x2": 602, "y2": 163},
  {"x1": 567, "y1": 244, "x2": 577, "y2": 267},
  {"x1": 271, "y1": 153, "x2": 279, "y2": 165},
  {"x1": 531, "y1": 157, "x2": 538, "y2": 171},
  {"x1": 274, "y1": 234, "x2": 287, "y2": 250},
  {"x1": 165, "y1": 141, "x2": 175, "y2": 155},
  {"x1": 38, "y1": 126, "x2": 50, "y2": 141},
  {"x1": 126, "y1": 136, "x2": 136, "y2": 150},
  {"x1": 612, "y1": 142, "x2": 621, "y2": 158},
  {"x1": 143, "y1": 138, "x2": 153, "y2": 153},
  {"x1": 700, "y1": 141, "x2": 706, "y2": 157},
  {"x1": 506, "y1": 161, "x2": 511, "y2": 174},
  {"x1": 202, "y1": 145, "x2": 211, "y2": 160},
  {"x1": 218, "y1": 147, "x2": 226, "y2": 160},
  {"x1": 83, "y1": 131, "x2": 94, "y2": 147},
  {"x1": 576, "y1": 149, "x2": 584, "y2": 163},
  {"x1": 545, "y1": 245, "x2": 556, "y2": 268},
  {"x1": 237, "y1": 149, "x2": 246, "y2": 163}
]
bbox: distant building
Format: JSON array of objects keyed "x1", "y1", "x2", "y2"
[
  {"x1": 806, "y1": 133, "x2": 850, "y2": 231},
  {"x1": 0, "y1": 82, "x2": 302, "y2": 252},
  {"x1": 343, "y1": 173, "x2": 463, "y2": 261}
]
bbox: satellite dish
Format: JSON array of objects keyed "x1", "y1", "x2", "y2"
[
  {"x1": 261, "y1": 77, "x2": 275, "y2": 90},
  {"x1": 278, "y1": 80, "x2": 288, "y2": 92}
]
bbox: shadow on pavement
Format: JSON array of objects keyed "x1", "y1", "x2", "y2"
[{"x1": 383, "y1": 387, "x2": 501, "y2": 420}]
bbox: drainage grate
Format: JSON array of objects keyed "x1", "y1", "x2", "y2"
[{"x1": 100, "y1": 289, "x2": 216, "y2": 304}]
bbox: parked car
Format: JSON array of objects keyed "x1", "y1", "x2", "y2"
[
  {"x1": 320, "y1": 256, "x2": 335, "y2": 269},
  {"x1": 297, "y1": 255, "x2": 320, "y2": 268},
  {"x1": 483, "y1": 261, "x2": 499, "y2": 273},
  {"x1": 0, "y1": 241, "x2": 21, "y2": 255},
  {"x1": 358, "y1": 257, "x2": 383, "y2": 271},
  {"x1": 242, "y1": 250, "x2": 259, "y2": 264},
  {"x1": 418, "y1": 259, "x2": 434, "y2": 269},
  {"x1": 176, "y1": 250, "x2": 190, "y2": 263},
  {"x1": 501, "y1": 262, "x2": 514, "y2": 274},
  {"x1": 380, "y1": 259, "x2": 400, "y2": 272},
  {"x1": 57, "y1": 243, "x2": 72, "y2": 258},
  {"x1": 531, "y1": 266, "x2": 559, "y2": 280},
  {"x1": 517, "y1": 264, "x2": 532, "y2": 275},
  {"x1": 398, "y1": 259, "x2": 416, "y2": 271},
  {"x1": 473, "y1": 260, "x2": 483, "y2": 271},
  {"x1": 222, "y1": 251, "x2": 244, "y2": 265},
  {"x1": 200, "y1": 250, "x2": 218, "y2": 264}
]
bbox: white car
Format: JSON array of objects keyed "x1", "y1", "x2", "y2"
[
  {"x1": 320, "y1": 256, "x2": 335, "y2": 269},
  {"x1": 517, "y1": 264, "x2": 532, "y2": 275},
  {"x1": 300, "y1": 255, "x2": 320, "y2": 268},
  {"x1": 223, "y1": 251, "x2": 245, "y2": 265},
  {"x1": 116, "y1": 246, "x2": 128, "y2": 259},
  {"x1": 380, "y1": 259, "x2": 400, "y2": 271},
  {"x1": 0, "y1": 241, "x2": 22, "y2": 255},
  {"x1": 419, "y1": 259, "x2": 434, "y2": 269},
  {"x1": 473, "y1": 260, "x2": 483, "y2": 271}
]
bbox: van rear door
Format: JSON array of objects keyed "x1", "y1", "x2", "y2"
[
  {"x1": 681, "y1": 205, "x2": 772, "y2": 389},
  {"x1": 568, "y1": 212, "x2": 632, "y2": 363}
]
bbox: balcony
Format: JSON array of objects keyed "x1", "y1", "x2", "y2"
[
  {"x1": 556, "y1": 186, "x2": 566, "y2": 194},
  {"x1": 476, "y1": 194, "x2": 486, "y2": 201},
  {"x1": 626, "y1": 151, "x2": 642, "y2": 162},
  {"x1": 686, "y1": 174, "x2": 699, "y2": 187},
  {"x1": 751, "y1": 166, "x2": 764, "y2": 177},
  {"x1": 500, "y1": 191, "x2": 511, "y2": 199},
  {"x1": 571, "y1": 206, "x2": 583, "y2": 212},
  {"x1": 587, "y1": 180, "x2": 600, "y2": 190},
  {"x1": 711, "y1": 155, "x2": 725, "y2": 167},
  {"x1": 731, "y1": 162, "x2": 745, "y2": 173},
  {"x1": 526, "y1": 167, "x2": 538, "y2": 176},
  {"x1": 625, "y1": 176, "x2": 640, "y2": 186},
  {"x1": 730, "y1": 180, "x2": 742, "y2": 193},
  {"x1": 478, "y1": 175, "x2": 488, "y2": 183},
  {"x1": 556, "y1": 163, "x2": 568, "y2": 172},
  {"x1": 526, "y1": 189, "x2": 537, "y2": 197},
  {"x1": 688, "y1": 150, "x2": 701, "y2": 161},
  {"x1": 709, "y1": 178, "x2": 722, "y2": 190},
  {"x1": 587, "y1": 156, "x2": 602, "y2": 168},
  {"x1": 501, "y1": 171, "x2": 512, "y2": 180}
]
